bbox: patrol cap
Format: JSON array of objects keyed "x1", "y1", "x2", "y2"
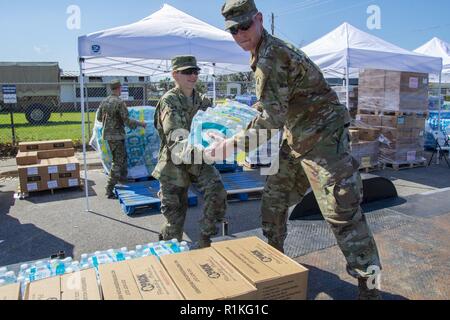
[
  {"x1": 110, "y1": 79, "x2": 122, "y2": 90},
  {"x1": 221, "y1": 0, "x2": 258, "y2": 30},
  {"x1": 171, "y1": 56, "x2": 201, "y2": 72}
]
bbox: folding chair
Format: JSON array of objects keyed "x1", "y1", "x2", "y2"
[{"x1": 428, "y1": 129, "x2": 450, "y2": 168}]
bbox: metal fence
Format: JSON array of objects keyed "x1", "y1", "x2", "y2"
[
  {"x1": 0, "y1": 80, "x2": 256, "y2": 146},
  {"x1": 3, "y1": 79, "x2": 446, "y2": 147}
]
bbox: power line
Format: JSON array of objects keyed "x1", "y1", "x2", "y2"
[
  {"x1": 275, "y1": 0, "x2": 329, "y2": 16},
  {"x1": 276, "y1": 0, "x2": 336, "y2": 17}
]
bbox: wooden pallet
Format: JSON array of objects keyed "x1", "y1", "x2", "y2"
[
  {"x1": 359, "y1": 163, "x2": 385, "y2": 173},
  {"x1": 15, "y1": 181, "x2": 85, "y2": 200},
  {"x1": 358, "y1": 108, "x2": 429, "y2": 117},
  {"x1": 242, "y1": 162, "x2": 272, "y2": 170},
  {"x1": 382, "y1": 160, "x2": 427, "y2": 171}
]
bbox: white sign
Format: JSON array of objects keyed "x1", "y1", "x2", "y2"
[
  {"x1": 48, "y1": 166, "x2": 58, "y2": 174},
  {"x1": 27, "y1": 183, "x2": 38, "y2": 192},
  {"x1": 68, "y1": 179, "x2": 79, "y2": 187},
  {"x1": 2, "y1": 85, "x2": 17, "y2": 104},
  {"x1": 409, "y1": 77, "x2": 419, "y2": 89},
  {"x1": 407, "y1": 151, "x2": 416, "y2": 162},
  {"x1": 66, "y1": 163, "x2": 76, "y2": 172},
  {"x1": 48, "y1": 180, "x2": 58, "y2": 189},
  {"x1": 27, "y1": 167, "x2": 38, "y2": 176},
  {"x1": 120, "y1": 84, "x2": 129, "y2": 101}
]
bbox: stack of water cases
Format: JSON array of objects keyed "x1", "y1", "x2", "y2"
[
  {"x1": 189, "y1": 100, "x2": 260, "y2": 162},
  {"x1": 91, "y1": 106, "x2": 161, "y2": 180}
]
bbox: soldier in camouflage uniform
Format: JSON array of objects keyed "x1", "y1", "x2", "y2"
[
  {"x1": 97, "y1": 80, "x2": 147, "y2": 198},
  {"x1": 210, "y1": 0, "x2": 383, "y2": 299},
  {"x1": 153, "y1": 56, "x2": 227, "y2": 248}
]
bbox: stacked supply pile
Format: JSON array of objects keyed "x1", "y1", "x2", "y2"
[
  {"x1": 91, "y1": 106, "x2": 160, "y2": 180},
  {"x1": 3, "y1": 237, "x2": 309, "y2": 300},
  {"x1": 349, "y1": 120, "x2": 380, "y2": 171},
  {"x1": 357, "y1": 69, "x2": 429, "y2": 168},
  {"x1": 16, "y1": 140, "x2": 80, "y2": 194}
]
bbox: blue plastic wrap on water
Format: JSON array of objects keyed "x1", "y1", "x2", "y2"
[
  {"x1": 90, "y1": 106, "x2": 161, "y2": 179},
  {"x1": 425, "y1": 111, "x2": 450, "y2": 148},
  {"x1": 235, "y1": 95, "x2": 258, "y2": 107},
  {"x1": 188, "y1": 100, "x2": 260, "y2": 150}
]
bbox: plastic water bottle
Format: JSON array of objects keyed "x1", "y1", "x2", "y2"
[
  {"x1": 151, "y1": 241, "x2": 172, "y2": 257},
  {"x1": 135, "y1": 245, "x2": 145, "y2": 257},
  {"x1": 89, "y1": 250, "x2": 114, "y2": 269},
  {"x1": 179, "y1": 241, "x2": 190, "y2": 253},
  {"x1": 0, "y1": 271, "x2": 17, "y2": 286},
  {"x1": 28, "y1": 261, "x2": 52, "y2": 282},
  {"x1": 69, "y1": 261, "x2": 81, "y2": 273},
  {"x1": 109, "y1": 247, "x2": 133, "y2": 262}
]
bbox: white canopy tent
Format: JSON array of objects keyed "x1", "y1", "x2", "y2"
[
  {"x1": 77, "y1": 4, "x2": 250, "y2": 211},
  {"x1": 415, "y1": 37, "x2": 450, "y2": 83},
  {"x1": 302, "y1": 22, "x2": 443, "y2": 108}
]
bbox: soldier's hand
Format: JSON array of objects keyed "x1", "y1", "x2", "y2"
[
  {"x1": 205, "y1": 137, "x2": 235, "y2": 162},
  {"x1": 141, "y1": 121, "x2": 147, "y2": 128}
]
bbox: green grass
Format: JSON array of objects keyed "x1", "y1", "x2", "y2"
[{"x1": 0, "y1": 112, "x2": 97, "y2": 144}]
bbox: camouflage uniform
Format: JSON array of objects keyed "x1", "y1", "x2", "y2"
[
  {"x1": 153, "y1": 57, "x2": 227, "y2": 244},
  {"x1": 97, "y1": 80, "x2": 143, "y2": 196},
  {"x1": 222, "y1": 1, "x2": 382, "y2": 280}
]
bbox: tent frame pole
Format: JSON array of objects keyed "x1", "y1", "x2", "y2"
[
  {"x1": 345, "y1": 58, "x2": 350, "y2": 110},
  {"x1": 213, "y1": 63, "x2": 217, "y2": 106},
  {"x1": 79, "y1": 58, "x2": 90, "y2": 212},
  {"x1": 436, "y1": 72, "x2": 443, "y2": 165}
]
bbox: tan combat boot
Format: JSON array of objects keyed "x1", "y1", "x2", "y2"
[
  {"x1": 358, "y1": 278, "x2": 382, "y2": 300},
  {"x1": 268, "y1": 240, "x2": 285, "y2": 254},
  {"x1": 198, "y1": 235, "x2": 212, "y2": 249}
]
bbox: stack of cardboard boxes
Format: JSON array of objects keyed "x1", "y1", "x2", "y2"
[
  {"x1": 16, "y1": 139, "x2": 81, "y2": 194},
  {"x1": 356, "y1": 69, "x2": 428, "y2": 167},
  {"x1": 349, "y1": 120, "x2": 381, "y2": 170},
  {"x1": 1, "y1": 237, "x2": 309, "y2": 301}
]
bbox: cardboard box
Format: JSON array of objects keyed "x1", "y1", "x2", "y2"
[
  {"x1": 50, "y1": 171, "x2": 81, "y2": 181},
  {"x1": 357, "y1": 128, "x2": 381, "y2": 142},
  {"x1": 61, "y1": 269, "x2": 101, "y2": 300},
  {"x1": 358, "y1": 69, "x2": 428, "y2": 113},
  {"x1": 17, "y1": 164, "x2": 50, "y2": 193},
  {"x1": 98, "y1": 261, "x2": 142, "y2": 300},
  {"x1": 0, "y1": 283, "x2": 21, "y2": 300},
  {"x1": 37, "y1": 148, "x2": 75, "y2": 160},
  {"x1": 358, "y1": 115, "x2": 382, "y2": 127},
  {"x1": 25, "y1": 276, "x2": 61, "y2": 300},
  {"x1": 16, "y1": 152, "x2": 38, "y2": 166},
  {"x1": 160, "y1": 248, "x2": 257, "y2": 300},
  {"x1": 58, "y1": 178, "x2": 81, "y2": 189},
  {"x1": 19, "y1": 140, "x2": 73, "y2": 152},
  {"x1": 212, "y1": 237, "x2": 309, "y2": 300},
  {"x1": 42, "y1": 157, "x2": 80, "y2": 174},
  {"x1": 127, "y1": 256, "x2": 184, "y2": 301}
]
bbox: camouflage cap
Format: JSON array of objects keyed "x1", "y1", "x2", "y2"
[
  {"x1": 171, "y1": 56, "x2": 201, "y2": 72},
  {"x1": 110, "y1": 79, "x2": 122, "y2": 90},
  {"x1": 221, "y1": 0, "x2": 258, "y2": 30}
]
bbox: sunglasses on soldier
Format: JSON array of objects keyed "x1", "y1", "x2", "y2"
[
  {"x1": 229, "y1": 17, "x2": 255, "y2": 35},
  {"x1": 179, "y1": 69, "x2": 200, "y2": 76}
]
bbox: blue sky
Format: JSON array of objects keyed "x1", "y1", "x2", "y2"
[{"x1": 1, "y1": 0, "x2": 449, "y2": 71}]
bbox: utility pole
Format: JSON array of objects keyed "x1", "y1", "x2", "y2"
[{"x1": 271, "y1": 13, "x2": 275, "y2": 35}]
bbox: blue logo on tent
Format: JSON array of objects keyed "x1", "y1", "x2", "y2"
[{"x1": 91, "y1": 45, "x2": 101, "y2": 54}]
